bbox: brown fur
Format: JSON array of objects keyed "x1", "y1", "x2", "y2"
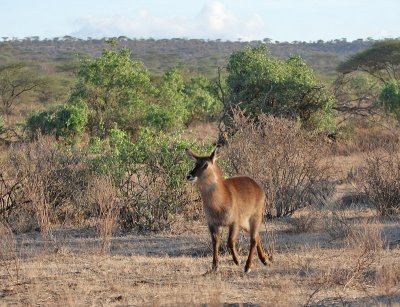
[{"x1": 186, "y1": 148, "x2": 271, "y2": 273}]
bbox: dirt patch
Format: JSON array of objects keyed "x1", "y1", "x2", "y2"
[{"x1": 1, "y1": 209, "x2": 400, "y2": 306}]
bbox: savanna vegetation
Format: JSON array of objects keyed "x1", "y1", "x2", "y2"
[{"x1": 0, "y1": 37, "x2": 399, "y2": 306}]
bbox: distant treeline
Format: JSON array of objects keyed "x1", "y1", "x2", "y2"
[{"x1": 0, "y1": 36, "x2": 382, "y2": 77}]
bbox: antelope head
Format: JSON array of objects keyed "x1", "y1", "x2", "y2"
[{"x1": 185, "y1": 148, "x2": 219, "y2": 183}]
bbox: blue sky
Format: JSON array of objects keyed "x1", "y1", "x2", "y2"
[{"x1": 1, "y1": 0, "x2": 399, "y2": 41}]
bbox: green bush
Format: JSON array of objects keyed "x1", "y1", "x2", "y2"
[
  {"x1": 379, "y1": 80, "x2": 400, "y2": 119},
  {"x1": 142, "y1": 104, "x2": 182, "y2": 131},
  {"x1": 26, "y1": 100, "x2": 88, "y2": 142},
  {"x1": 151, "y1": 69, "x2": 189, "y2": 128},
  {"x1": 70, "y1": 45, "x2": 152, "y2": 136},
  {"x1": 184, "y1": 76, "x2": 222, "y2": 120},
  {"x1": 226, "y1": 46, "x2": 336, "y2": 133},
  {"x1": 89, "y1": 128, "x2": 207, "y2": 231},
  {"x1": 89, "y1": 128, "x2": 136, "y2": 182}
]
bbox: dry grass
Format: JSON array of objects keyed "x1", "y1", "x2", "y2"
[
  {"x1": 1, "y1": 206, "x2": 399, "y2": 306},
  {"x1": 331, "y1": 122, "x2": 400, "y2": 157},
  {"x1": 2, "y1": 142, "x2": 398, "y2": 306},
  {"x1": 0, "y1": 222, "x2": 21, "y2": 284},
  {"x1": 1, "y1": 135, "x2": 91, "y2": 233},
  {"x1": 90, "y1": 176, "x2": 120, "y2": 254}
]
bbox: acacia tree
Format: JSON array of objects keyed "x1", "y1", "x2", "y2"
[
  {"x1": 225, "y1": 46, "x2": 336, "y2": 132},
  {"x1": 337, "y1": 39, "x2": 400, "y2": 83},
  {"x1": 0, "y1": 62, "x2": 45, "y2": 116},
  {"x1": 333, "y1": 73, "x2": 380, "y2": 115},
  {"x1": 336, "y1": 39, "x2": 400, "y2": 120}
]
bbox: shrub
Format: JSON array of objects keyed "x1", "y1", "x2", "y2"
[
  {"x1": 89, "y1": 128, "x2": 136, "y2": 183},
  {"x1": 357, "y1": 150, "x2": 400, "y2": 215},
  {"x1": 119, "y1": 132, "x2": 191, "y2": 231},
  {"x1": 379, "y1": 80, "x2": 400, "y2": 121},
  {"x1": 26, "y1": 100, "x2": 88, "y2": 142},
  {"x1": 3, "y1": 135, "x2": 91, "y2": 232},
  {"x1": 70, "y1": 45, "x2": 152, "y2": 136},
  {"x1": 224, "y1": 110, "x2": 334, "y2": 218},
  {"x1": 226, "y1": 46, "x2": 336, "y2": 133},
  {"x1": 90, "y1": 128, "x2": 204, "y2": 231},
  {"x1": 184, "y1": 76, "x2": 222, "y2": 120},
  {"x1": 147, "y1": 69, "x2": 190, "y2": 130},
  {"x1": 142, "y1": 104, "x2": 182, "y2": 131}
]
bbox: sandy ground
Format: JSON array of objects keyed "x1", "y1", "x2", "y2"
[{"x1": 1, "y1": 208, "x2": 400, "y2": 307}]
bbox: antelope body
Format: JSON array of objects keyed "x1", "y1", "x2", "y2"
[{"x1": 186, "y1": 147, "x2": 271, "y2": 273}]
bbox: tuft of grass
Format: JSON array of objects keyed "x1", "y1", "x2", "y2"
[
  {"x1": 343, "y1": 219, "x2": 384, "y2": 290},
  {"x1": 90, "y1": 176, "x2": 120, "y2": 254},
  {"x1": 0, "y1": 221, "x2": 20, "y2": 283},
  {"x1": 375, "y1": 260, "x2": 400, "y2": 296}
]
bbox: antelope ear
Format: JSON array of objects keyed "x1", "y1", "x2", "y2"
[
  {"x1": 186, "y1": 148, "x2": 199, "y2": 161},
  {"x1": 210, "y1": 146, "x2": 220, "y2": 163}
]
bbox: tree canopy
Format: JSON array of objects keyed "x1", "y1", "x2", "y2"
[
  {"x1": 69, "y1": 45, "x2": 152, "y2": 136},
  {"x1": 226, "y1": 46, "x2": 335, "y2": 132},
  {"x1": 337, "y1": 39, "x2": 400, "y2": 83}
]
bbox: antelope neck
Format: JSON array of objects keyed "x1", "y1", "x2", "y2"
[{"x1": 197, "y1": 166, "x2": 223, "y2": 194}]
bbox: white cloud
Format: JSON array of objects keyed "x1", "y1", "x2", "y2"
[
  {"x1": 199, "y1": 1, "x2": 237, "y2": 31},
  {"x1": 72, "y1": 0, "x2": 267, "y2": 41}
]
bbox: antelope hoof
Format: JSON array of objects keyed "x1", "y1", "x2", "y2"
[
  {"x1": 233, "y1": 258, "x2": 240, "y2": 266},
  {"x1": 262, "y1": 259, "x2": 268, "y2": 265},
  {"x1": 262, "y1": 258, "x2": 272, "y2": 266},
  {"x1": 245, "y1": 267, "x2": 251, "y2": 274}
]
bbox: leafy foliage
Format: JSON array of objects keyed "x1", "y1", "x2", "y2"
[
  {"x1": 379, "y1": 80, "x2": 400, "y2": 119},
  {"x1": 67, "y1": 46, "x2": 221, "y2": 135},
  {"x1": 26, "y1": 100, "x2": 88, "y2": 142},
  {"x1": 184, "y1": 76, "x2": 222, "y2": 120},
  {"x1": 226, "y1": 46, "x2": 336, "y2": 132},
  {"x1": 70, "y1": 44, "x2": 152, "y2": 136},
  {"x1": 89, "y1": 128, "x2": 135, "y2": 182},
  {"x1": 145, "y1": 69, "x2": 189, "y2": 130},
  {"x1": 89, "y1": 127, "x2": 205, "y2": 231}
]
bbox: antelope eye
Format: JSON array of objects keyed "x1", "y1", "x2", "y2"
[{"x1": 201, "y1": 163, "x2": 208, "y2": 170}]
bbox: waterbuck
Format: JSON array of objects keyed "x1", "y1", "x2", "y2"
[{"x1": 186, "y1": 147, "x2": 271, "y2": 273}]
